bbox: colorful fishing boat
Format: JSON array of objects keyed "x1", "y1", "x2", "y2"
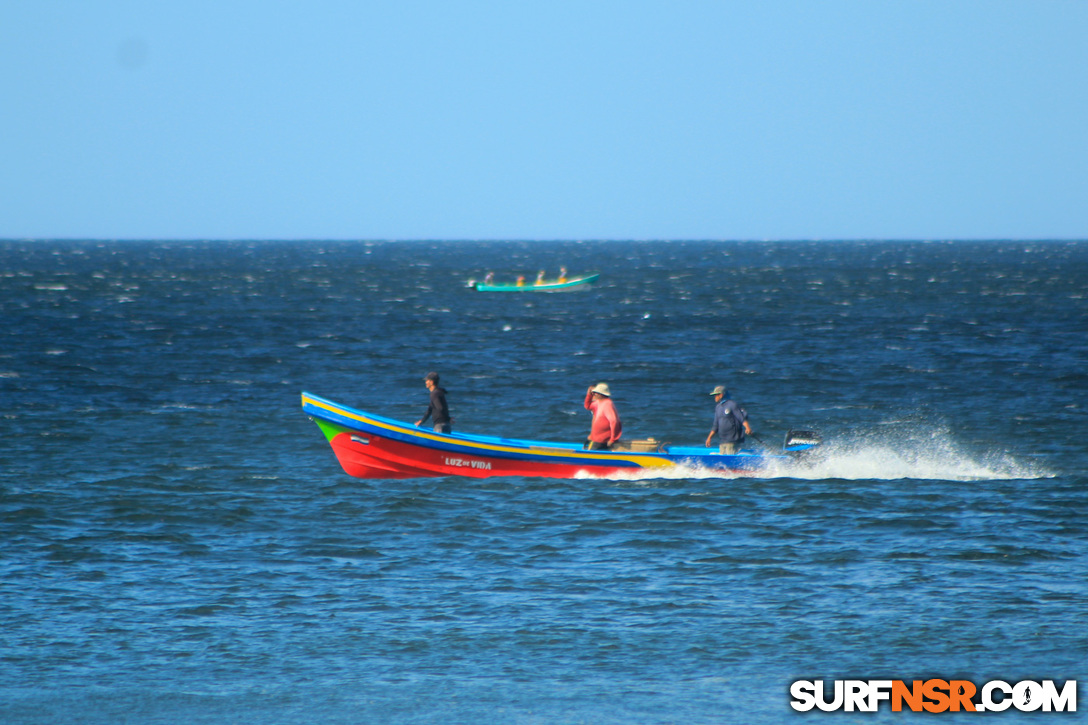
[
  {"x1": 469, "y1": 273, "x2": 599, "y2": 292},
  {"x1": 302, "y1": 391, "x2": 820, "y2": 480}
]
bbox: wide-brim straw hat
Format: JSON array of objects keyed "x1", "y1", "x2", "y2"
[{"x1": 591, "y1": 383, "x2": 611, "y2": 397}]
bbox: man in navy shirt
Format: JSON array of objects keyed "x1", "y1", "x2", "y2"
[{"x1": 705, "y1": 385, "x2": 752, "y2": 454}]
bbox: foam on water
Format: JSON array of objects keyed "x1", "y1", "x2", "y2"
[
  {"x1": 767, "y1": 426, "x2": 1053, "y2": 481},
  {"x1": 577, "y1": 465, "x2": 748, "y2": 482},
  {"x1": 580, "y1": 426, "x2": 1053, "y2": 483}
]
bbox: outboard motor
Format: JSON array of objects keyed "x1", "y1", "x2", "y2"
[{"x1": 784, "y1": 428, "x2": 821, "y2": 454}]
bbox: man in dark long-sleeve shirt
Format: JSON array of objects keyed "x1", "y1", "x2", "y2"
[
  {"x1": 416, "y1": 371, "x2": 451, "y2": 433},
  {"x1": 705, "y1": 385, "x2": 751, "y2": 454}
]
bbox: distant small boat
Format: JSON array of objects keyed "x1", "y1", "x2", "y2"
[
  {"x1": 469, "y1": 273, "x2": 599, "y2": 292},
  {"x1": 302, "y1": 391, "x2": 821, "y2": 480}
]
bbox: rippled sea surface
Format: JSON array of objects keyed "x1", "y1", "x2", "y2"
[{"x1": 2, "y1": 240, "x2": 1086, "y2": 723}]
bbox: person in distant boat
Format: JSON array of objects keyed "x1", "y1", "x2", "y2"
[
  {"x1": 558, "y1": 267, "x2": 568, "y2": 283},
  {"x1": 416, "y1": 371, "x2": 451, "y2": 433},
  {"x1": 483, "y1": 272, "x2": 494, "y2": 285},
  {"x1": 584, "y1": 383, "x2": 622, "y2": 450},
  {"x1": 535, "y1": 270, "x2": 546, "y2": 285},
  {"x1": 516, "y1": 276, "x2": 525, "y2": 286},
  {"x1": 705, "y1": 385, "x2": 751, "y2": 454}
]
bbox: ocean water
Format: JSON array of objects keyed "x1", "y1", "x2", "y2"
[{"x1": 1, "y1": 239, "x2": 1085, "y2": 724}]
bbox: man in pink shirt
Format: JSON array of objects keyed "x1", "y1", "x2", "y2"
[{"x1": 584, "y1": 383, "x2": 622, "y2": 450}]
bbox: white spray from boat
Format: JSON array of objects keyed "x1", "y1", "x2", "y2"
[{"x1": 581, "y1": 425, "x2": 1053, "y2": 482}]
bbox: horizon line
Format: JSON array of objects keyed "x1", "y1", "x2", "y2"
[{"x1": 3, "y1": 237, "x2": 1087, "y2": 244}]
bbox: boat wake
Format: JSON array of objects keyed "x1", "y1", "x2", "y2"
[
  {"x1": 763, "y1": 431, "x2": 1054, "y2": 481},
  {"x1": 576, "y1": 465, "x2": 755, "y2": 482},
  {"x1": 582, "y1": 427, "x2": 1054, "y2": 482}
]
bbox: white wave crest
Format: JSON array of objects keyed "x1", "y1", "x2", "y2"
[
  {"x1": 770, "y1": 431, "x2": 1053, "y2": 481},
  {"x1": 576, "y1": 427, "x2": 1053, "y2": 482}
]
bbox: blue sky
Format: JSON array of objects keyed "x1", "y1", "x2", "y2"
[{"x1": 2, "y1": 1, "x2": 1086, "y2": 240}]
